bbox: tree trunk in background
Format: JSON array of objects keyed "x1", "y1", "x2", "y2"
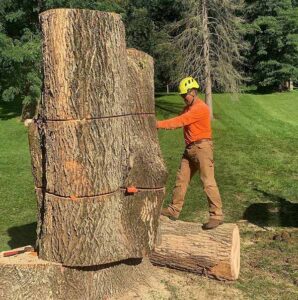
[
  {"x1": 28, "y1": 8, "x2": 167, "y2": 269},
  {"x1": 202, "y1": 0, "x2": 213, "y2": 119},
  {"x1": 150, "y1": 218, "x2": 240, "y2": 281}
]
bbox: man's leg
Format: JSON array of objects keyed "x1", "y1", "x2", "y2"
[
  {"x1": 162, "y1": 155, "x2": 196, "y2": 219},
  {"x1": 196, "y1": 141, "x2": 223, "y2": 224}
]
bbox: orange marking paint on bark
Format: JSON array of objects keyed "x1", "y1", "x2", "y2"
[
  {"x1": 70, "y1": 195, "x2": 78, "y2": 201},
  {"x1": 126, "y1": 186, "x2": 138, "y2": 194}
]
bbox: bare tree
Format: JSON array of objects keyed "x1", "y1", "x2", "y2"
[{"x1": 175, "y1": 0, "x2": 246, "y2": 118}]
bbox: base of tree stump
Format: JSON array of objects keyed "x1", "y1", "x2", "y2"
[
  {"x1": 0, "y1": 249, "x2": 153, "y2": 300},
  {"x1": 150, "y1": 217, "x2": 240, "y2": 281}
]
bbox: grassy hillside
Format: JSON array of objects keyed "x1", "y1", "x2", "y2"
[
  {"x1": 156, "y1": 92, "x2": 298, "y2": 224},
  {"x1": 0, "y1": 92, "x2": 297, "y2": 299}
]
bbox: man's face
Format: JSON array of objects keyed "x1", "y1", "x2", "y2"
[{"x1": 181, "y1": 90, "x2": 196, "y2": 106}]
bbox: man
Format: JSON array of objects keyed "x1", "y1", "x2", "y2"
[{"x1": 156, "y1": 77, "x2": 223, "y2": 230}]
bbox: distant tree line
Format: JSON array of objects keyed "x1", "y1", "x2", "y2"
[{"x1": 0, "y1": 0, "x2": 297, "y2": 115}]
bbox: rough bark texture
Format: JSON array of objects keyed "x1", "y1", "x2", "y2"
[
  {"x1": 28, "y1": 123, "x2": 42, "y2": 188},
  {"x1": 0, "y1": 252, "x2": 153, "y2": 300},
  {"x1": 126, "y1": 49, "x2": 155, "y2": 114},
  {"x1": 31, "y1": 9, "x2": 167, "y2": 266},
  {"x1": 39, "y1": 189, "x2": 165, "y2": 266},
  {"x1": 41, "y1": 9, "x2": 128, "y2": 120},
  {"x1": 150, "y1": 218, "x2": 240, "y2": 281},
  {"x1": 202, "y1": 0, "x2": 213, "y2": 119}
]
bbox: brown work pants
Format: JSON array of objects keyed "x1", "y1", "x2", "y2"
[{"x1": 168, "y1": 140, "x2": 223, "y2": 220}]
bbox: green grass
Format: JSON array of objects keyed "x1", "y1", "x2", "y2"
[
  {"x1": 0, "y1": 102, "x2": 36, "y2": 249},
  {"x1": 156, "y1": 91, "x2": 298, "y2": 299},
  {"x1": 0, "y1": 92, "x2": 298, "y2": 299},
  {"x1": 156, "y1": 91, "x2": 298, "y2": 224}
]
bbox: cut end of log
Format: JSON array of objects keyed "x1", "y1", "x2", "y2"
[
  {"x1": 231, "y1": 225, "x2": 240, "y2": 279},
  {"x1": 209, "y1": 225, "x2": 240, "y2": 280}
]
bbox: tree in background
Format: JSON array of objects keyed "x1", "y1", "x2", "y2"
[
  {"x1": 244, "y1": 0, "x2": 298, "y2": 91},
  {"x1": 123, "y1": 0, "x2": 183, "y2": 92},
  {"x1": 174, "y1": 0, "x2": 246, "y2": 118},
  {"x1": 0, "y1": 0, "x2": 41, "y2": 119},
  {"x1": 0, "y1": 0, "x2": 124, "y2": 118},
  {"x1": 0, "y1": 0, "x2": 183, "y2": 116}
]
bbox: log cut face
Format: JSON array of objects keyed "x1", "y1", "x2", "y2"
[
  {"x1": 150, "y1": 218, "x2": 240, "y2": 281},
  {"x1": 32, "y1": 10, "x2": 168, "y2": 265}
]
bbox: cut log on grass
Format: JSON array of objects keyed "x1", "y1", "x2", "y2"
[
  {"x1": 0, "y1": 251, "x2": 153, "y2": 300},
  {"x1": 150, "y1": 218, "x2": 240, "y2": 281},
  {"x1": 30, "y1": 9, "x2": 167, "y2": 266}
]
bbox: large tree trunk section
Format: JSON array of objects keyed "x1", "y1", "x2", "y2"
[
  {"x1": 39, "y1": 189, "x2": 165, "y2": 266},
  {"x1": 41, "y1": 9, "x2": 128, "y2": 120},
  {"x1": 124, "y1": 49, "x2": 167, "y2": 188},
  {"x1": 0, "y1": 252, "x2": 153, "y2": 300},
  {"x1": 126, "y1": 48, "x2": 155, "y2": 114},
  {"x1": 35, "y1": 9, "x2": 167, "y2": 266},
  {"x1": 150, "y1": 218, "x2": 240, "y2": 281}
]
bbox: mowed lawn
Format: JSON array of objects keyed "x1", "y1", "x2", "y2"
[
  {"x1": 0, "y1": 92, "x2": 298, "y2": 299},
  {"x1": 156, "y1": 92, "x2": 298, "y2": 224}
]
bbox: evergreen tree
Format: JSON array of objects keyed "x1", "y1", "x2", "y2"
[
  {"x1": 0, "y1": 0, "x2": 125, "y2": 116},
  {"x1": 174, "y1": 0, "x2": 246, "y2": 118},
  {"x1": 123, "y1": 0, "x2": 182, "y2": 91},
  {"x1": 244, "y1": 0, "x2": 298, "y2": 90},
  {"x1": 0, "y1": 0, "x2": 41, "y2": 115}
]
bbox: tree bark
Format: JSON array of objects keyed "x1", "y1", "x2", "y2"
[
  {"x1": 202, "y1": 0, "x2": 213, "y2": 119},
  {"x1": 0, "y1": 252, "x2": 153, "y2": 300},
  {"x1": 32, "y1": 9, "x2": 167, "y2": 266},
  {"x1": 150, "y1": 218, "x2": 240, "y2": 281}
]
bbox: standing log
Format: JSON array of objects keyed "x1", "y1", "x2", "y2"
[
  {"x1": 35, "y1": 9, "x2": 167, "y2": 266},
  {"x1": 123, "y1": 49, "x2": 167, "y2": 188},
  {"x1": 39, "y1": 189, "x2": 165, "y2": 266},
  {"x1": 150, "y1": 218, "x2": 240, "y2": 281}
]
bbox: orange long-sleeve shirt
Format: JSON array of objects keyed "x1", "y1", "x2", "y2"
[{"x1": 157, "y1": 99, "x2": 212, "y2": 145}]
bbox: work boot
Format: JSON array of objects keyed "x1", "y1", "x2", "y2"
[
  {"x1": 161, "y1": 207, "x2": 178, "y2": 221},
  {"x1": 202, "y1": 218, "x2": 223, "y2": 230}
]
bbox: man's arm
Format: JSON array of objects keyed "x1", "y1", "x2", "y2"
[{"x1": 157, "y1": 108, "x2": 204, "y2": 129}]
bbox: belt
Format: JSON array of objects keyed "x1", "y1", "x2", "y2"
[{"x1": 186, "y1": 138, "x2": 212, "y2": 148}]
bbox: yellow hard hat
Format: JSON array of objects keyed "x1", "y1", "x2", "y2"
[{"x1": 178, "y1": 77, "x2": 200, "y2": 94}]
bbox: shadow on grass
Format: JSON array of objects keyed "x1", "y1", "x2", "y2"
[
  {"x1": 0, "y1": 101, "x2": 22, "y2": 120},
  {"x1": 7, "y1": 222, "x2": 37, "y2": 248},
  {"x1": 243, "y1": 189, "x2": 298, "y2": 227},
  {"x1": 155, "y1": 98, "x2": 184, "y2": 117}
]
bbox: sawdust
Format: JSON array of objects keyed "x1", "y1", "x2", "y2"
[{"x1": 114, "y1": 265, "x2": 246, "y2": 300}]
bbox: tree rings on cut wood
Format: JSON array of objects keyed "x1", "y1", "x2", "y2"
[{"x1": 150, "y1": 218, "x2": 240, "y2": 281}]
